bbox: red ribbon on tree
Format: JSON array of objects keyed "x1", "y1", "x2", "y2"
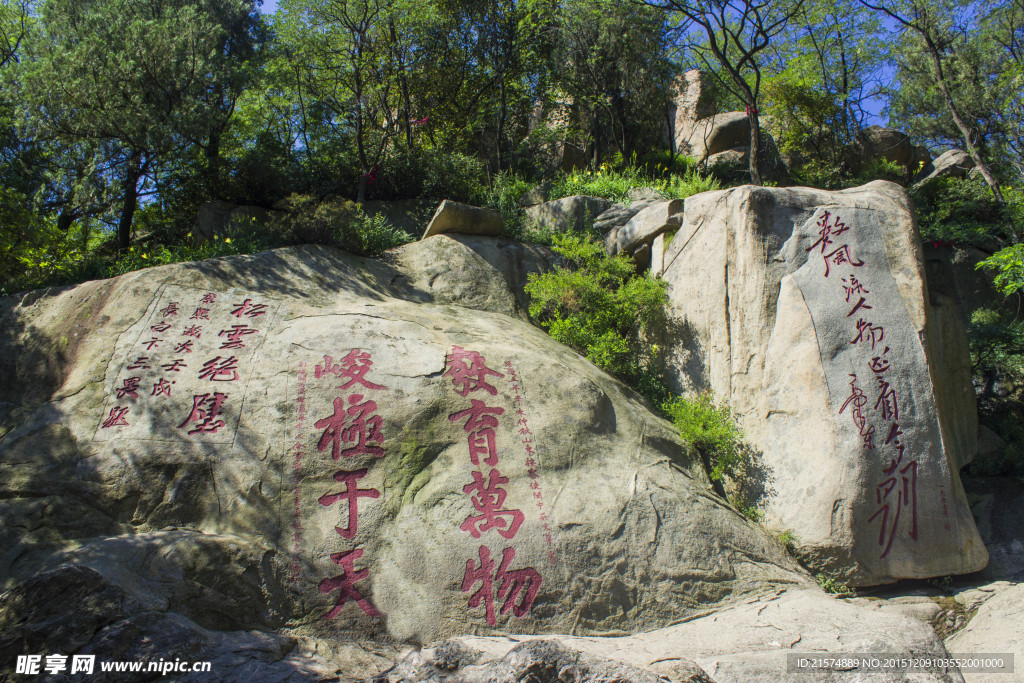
[{"x1": 745, "y1": 104, "x2": 758, "y2": 117}]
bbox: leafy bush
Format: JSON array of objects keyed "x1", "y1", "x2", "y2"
[
  {"x1": 662, "y1": 391, "x2": 744, "y2": 481},
  {"x1": 1, "y1": 232, "x2": 266, "y2": 297},
  {"x1": 479, "y1": 172, "x2": 534, "y2": 236},
  {"x1": 524, "y1": 233, "x2": 669, "y2": 404},
  {"x1": 977, "y1": 243, "x2": 1024, "y2": 296}
]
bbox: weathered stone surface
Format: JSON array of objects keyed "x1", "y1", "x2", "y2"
[
  {"x1": 393, "y1": 589, "x2": 960, "y2": 682},
  {"x1": 706, "y1": 148, "x2": 747, "y2": 173},
  {"x1": 703, "y1": 137, "x2": 790, "y2": 185},
  {"x1": 421, "y1": 199, "x2": 503, "y2": 239},
  {"x1": 923, "y1": 244, "x2": 1007, "y2": 328},
  {"x1": 194, "y1": 200, "x2": 278, "y2": 241},
  {"x1": 378, "y1": 639, "x2": 708, "y2": 683},
  {"x1": 660, "y1": 181, "x2": 987, "y2": 586},
  {"x1": 523, "y1": 195, "x2": 613, "y2": 233},
  {"x1": 947, "y1": 582, "x2": 1024, "y2": 682},
  {"x1": 628, "y1": 186, "x2": 667, "y2": 203},
  {"x1": 844, "y1": 125, "x2": 915, "y2": 173},
  {"x1": 915, "y1": 149, "x2": 976, "y2": 187},
  {"x1": 593, "y1": 200, "x2": 659, "y2": 236},
  {"x1": 607, "y1": 199, "x2": 685, "y2": 256},
  {"x1": 384, "y1": 234, "x2": 556, "y2": 321},
  {"x1": 0, "y1": 240, "x2": 818, "y2": 671},
  {"x1": 666, "y1": 70, "x2": 718, "y2": 152}
]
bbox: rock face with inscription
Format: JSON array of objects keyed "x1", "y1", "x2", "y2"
[
  {"x1": 661, "y1": 180, "x2": 988, "y2": 586},
  {"x1": 1, "y1": 236, "x2": 823, "y2": 677}
]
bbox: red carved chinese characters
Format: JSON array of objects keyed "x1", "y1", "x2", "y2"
[
  {"x1": 198, "y1": 356, "x2": 239, "y2": 382},
  {"x1": 445, "y1": 345, "x2": 505, "y2": 396},
  {"x1": 116, "y1": 377, "x2": 141, "y2": 400},
  {"x1": 315, "y1": 350, "x2": 387, "y2": 391},
  {"x1": 312, "y1": 349, "x2": 388, "y2": 621},
  {"x1": 177, "y1": 392, "x2": 228, "y2": 434},
  {"x1": 445, "y1": 347, "x2": 543, "y2": 623},
  {"x1": 319, "y1": 548, "x2": 381, "y2": 618},
  {"x1": 101, "y1": 407, "x2": 130, "y2": 428},
  {"x1": 100, "y1": 288, "x2": 269, "y2": 440},
  {"x1": 815, "y1": 210, "x2": 919, "y2": 558},
  {"x1": 315, "y1": 394, "x2": 385, "y2": 459},
  {"x1": 318, "y1": 468, "x2": 381, "y2": 539},
  {"x1": 461, "y1": 469, "x2": 525, "y2": 539},
  {"x1": 461, "y1": 545, "x2": 542, "y2": 626},
  {"x1": 218, "y1": 324, "x2": 258, "y2": 350},
  {"x1": 230, "y1": 298, "x2": 268, "y2": 318}
]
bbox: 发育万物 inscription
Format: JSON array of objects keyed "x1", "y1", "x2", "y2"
[{"x1": 444, "y1": 346, "x2": 542, "y2": 626}]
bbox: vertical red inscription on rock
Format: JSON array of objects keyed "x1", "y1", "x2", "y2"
[
  {"x1": 177, "y1": 392, "x2": 229, "y2": 434},
  {"x1": 816, "y1": 210, "x2": 919, "y2": 558},
  {"x1": 444, "y1": 346, "x2": 542, "y2": 625},
  {"x1": 312, "y1": 349, "x2": 387, "y2": 621}
]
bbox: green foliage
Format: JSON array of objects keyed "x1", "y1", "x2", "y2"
[
  {"x1": 815, "y1": 572, "x2": 855, "y2": 598},
  {"x1": 1, "y1": 232, "x2": 265, "y2": 297},
  {"x1": 662, "y1": 391, "x2": 744, "y2": 481},
  {"x1": 968, "y1": 307, "x2": 1024, "y2": 378},
  {"x1": 267, "y1": 194, "x2": 413, "y2": 257},
  {"x1": 963, "y1": 306, "x2": 1024, "y2": 481},
  {"x1": 731, "y1": 494, "x2": 763, "y2": 523},
  {"x1": 977, "y1": 243, "x2": 1024, "y2": 297},
  {"x1": 524, "y1": 233, "x2": 669, "y2": 404},
  {"x1": 482, "y1": 172, "x2": 534, "y2": 230},
  {"x1": 774, "y1": 529, "x2": 798, "y2": 552},
  {"x1": 913, "y1": 176, "x2": 1012, "y2": 247},
  {"x1": 548, "y1": 165, "x2": 718, "y2": 204}
]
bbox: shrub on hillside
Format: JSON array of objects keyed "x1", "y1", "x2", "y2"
[
  {"x1": 524, "y1": 233, "x2": 669, "y2": 404},
  {"x1": 662, "y1": 392, "x2": 744, "y2": 482}
]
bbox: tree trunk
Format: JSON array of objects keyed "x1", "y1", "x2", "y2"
[
  {"x1": 356, "y1": 174, "x2": 368, "y2": 205},
  {"x1": 747, "y1": 107, "x2": 763, "y2": 186},
  {"x1": 117, "y1": 153, "x2": 143, "y2": 251},
  {"x1": 205, "y1": 129, "x2": 223, "y2": 199}
]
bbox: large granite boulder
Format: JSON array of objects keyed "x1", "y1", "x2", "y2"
[
  {"x1": 1, "y1": 238, "x2": 822, "y2": 677},
  {"x1": 946, "y1": 582, "x2": 1024, "y2": 682},
  {"x1": 676, "y1": 111, "x2": 750, "y2": 161},
  {"x1": 523, "y1": 195, "x2": 613, "y2": 233},
  {"x1": 915, "y1": 149, "x2": 976, "y2": 187},
  {"x1": 660, "y1": 181, "x2": 988, "y2": 586},
  {"x1": 422, "y1": 200, "x2": 503, "y2": 239}
]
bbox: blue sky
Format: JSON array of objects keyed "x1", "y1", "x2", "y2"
[{"x1": 260, "y1": 0, "x2": 278, "y2": 13}]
